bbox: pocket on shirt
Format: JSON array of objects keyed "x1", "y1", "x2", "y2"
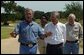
[
  {"x1": 21, "y1": 29, "x2": 27, "y2": 34},
  {"x1": 73, "y1": 27, "x2": 79, "y2": 32},
  {"x1": 32, "y1": 31, "x2": 38, "y2": 37}
]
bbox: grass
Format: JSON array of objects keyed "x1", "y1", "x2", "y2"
[
  {"x1": 1, "y1": 26, "x2": 13, "y2": 39},
  {"x1": 1, "y1": 22, "x2": 18, "y2": 39},
  {"x1": 79, "y1": 40, "x2": 83, "y2": 48}
]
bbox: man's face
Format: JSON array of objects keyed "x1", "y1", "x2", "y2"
[
  {"x1": 68, "y1": 16, "x2": 75, "y2": 25},
  {"x1": 40, "y1": 17, "x2": 47, "y2": 26},
  {"x1": 25, "y1": 10, "x2": 33, "y2": 22},
  {"x1": 50, "y1": 15, "x2": 58, "y2": 24}
]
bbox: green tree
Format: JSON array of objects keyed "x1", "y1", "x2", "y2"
[
  {"x1": 64, "y1": 2, "x2": 83, "y2": 21},
  {"x1": 1, "y1": 1, "x2": 25, "y2": 25},
  {"x1": 45, "y1": 12, "x2": 51, "y2": 21},
  {"x1": 2, "y1": 1, "x2": 16, "y2": 14},
  {"x1": 1, "y1": 1, "x2": 16, "y2": 25},
  {"x1": 34, "y1": 11, "x2": 44, "y2": 19},
  {"x1": 14, "y1": 5, "x2": 25, "y2": 20}
]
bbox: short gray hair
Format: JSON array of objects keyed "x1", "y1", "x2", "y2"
[
  {"x1": 68, "y1": 13, "x2": 76, "y2": 19},
  {"x1": 51, "y1": 11, "x2": 60, "y2": 18},
  {"x1": 24, "y1": 8, "x2": 34, "y2": 14}
]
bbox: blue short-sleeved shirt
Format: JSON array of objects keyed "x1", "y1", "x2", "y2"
[{"x1": 13, "y1": 20, "x2": 43, "y2": 43}]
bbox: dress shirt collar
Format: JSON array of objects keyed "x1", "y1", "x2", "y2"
[
  {"x1": 24, "y1": 20, "x2": 34, "y2": 26},
  {"x1": 51, "y1": 21, "x2": 60, "y2": 26}
]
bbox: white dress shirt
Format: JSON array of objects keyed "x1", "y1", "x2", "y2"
[{"x1": 44, "y1": 22, "x2": 66, "y2": 44}]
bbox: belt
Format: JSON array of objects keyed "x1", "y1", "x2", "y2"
[
  {"x1": 47, "y1": 43, "x2": 63, "y2": 47},
  {"x1": 66, "y1": 40, "x2": 78, "y2": 43},
  {"x1": 21, "y1": 42, "x2": 36, "y2": 47}
]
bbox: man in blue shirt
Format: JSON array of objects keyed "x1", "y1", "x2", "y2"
[{"x1": 10, "y1": 8, "x2": 50, "y2": 54}]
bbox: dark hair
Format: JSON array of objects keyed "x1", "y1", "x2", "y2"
[{"x1": 40, "y1": 14, "x2": 48, "y2": 20}]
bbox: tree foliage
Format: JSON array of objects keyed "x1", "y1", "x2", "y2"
[
  {"x1": 1, "y1": 1, "x2": 83, "y2": 26},
  {"x1": 64, "y1": 2, "x2": 83, "y2": 21}
]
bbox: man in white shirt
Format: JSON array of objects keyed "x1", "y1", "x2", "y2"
[{"x1": 44, "y1": 11, "x2": 66, "y2": 54}]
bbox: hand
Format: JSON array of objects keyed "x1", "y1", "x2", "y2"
[
  {"x1": 45, "y1": 32, "x2": 52, "y2": 37},
  {"x1": 10, "y1": 32, "x2": 17, "y2": 38}
]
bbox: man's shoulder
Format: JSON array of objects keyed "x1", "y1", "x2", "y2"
[
  {"x1": 45, "y1": 22, "x2": 52, "y2": 27},
  {"x1": 74, "y1": 22, "x2": 82, "y2": 27},
  {"x1": 74, "y1": 22, "x2": 81, "y2": 25},
  {"x1": 58, "y1": 22, "x2": 65, "y2": 27},
  {"x1": 58, "y1": 22, "x2": 64, "y2": 25},
  {"x1": 65, "y1": 22, "x2": 68, "y2": 24},
  {"x1": 32, "y1": 21, "x2": 39, "y2": 25},
  {"x1": 32, "y1": 21, "x2": 41, "y2": 28}
]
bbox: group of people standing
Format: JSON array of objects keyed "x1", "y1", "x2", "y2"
[{"x1": 10, "y1": 8, "x2": 83, "y2": 54}]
